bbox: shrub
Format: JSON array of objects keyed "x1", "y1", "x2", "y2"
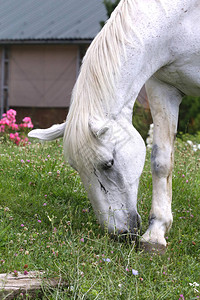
[
  {"x1": 178, "y1": 95, "x2": 200, "y2": 134},
  {"x1": 0, "y1": 109, "x2": 33, "y2": 145},
  {"x1": 132, "y1": 102, "x2": 152, "y2": 141},
  {"x1": 100, "y1": 0, "x2": 120, "y2": 27}
]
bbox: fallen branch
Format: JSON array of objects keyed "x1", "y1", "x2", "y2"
[{"x1": 0, "y1": 271, "x2": 60, "y2": 299}]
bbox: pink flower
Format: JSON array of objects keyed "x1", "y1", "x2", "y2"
[
  {"x1": 1, "y1": 118, "x2": 10, "y2": 125},
  {"x1": 22, "y1": 117, "x2": 33, "y2": 128},
  {"x1": 37, "y1": 220, "x2": 41, "y2": 223},
  {"x1": 7, "y1": 109, "x2": 16, "y2": 116},
  {"x1": 23, "y1": 117, "x2": 30, "y2": 123},
  {"x1": 80, "y1": 238, "x2": 84, "y2": 243},
  {"x1": 1, "y1": 110, "x2": 33, "y2": 147},
  {"x1": 11, "y1": 123, "x2": 18, "y2": 130},
  {"x1": 15, "y1": 137, "x2": 21, "y2": 145},
  {"x1": 10, "y1": 133, "x2": 15, "y2": 140},
  {"x1": 21, "y1": 224, "x2": 24, "y2": 227},
  {"x1": 126, "y1": 268, "x2": 129, "y2": 272},
  {"x1": 139, "y1": 277, "x2": 144, "y2": 281},
  {"x1": 24, "y1": 270, "x2": 28, "y2": 275}
]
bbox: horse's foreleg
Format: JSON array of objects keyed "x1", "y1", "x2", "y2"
[{"x1": 141, "y1": 77, "x2": 182, "y2": 253}]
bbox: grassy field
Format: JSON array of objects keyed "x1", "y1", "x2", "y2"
[{"x1": 0, "y1": 137, "x2": 199, "y2": 299}]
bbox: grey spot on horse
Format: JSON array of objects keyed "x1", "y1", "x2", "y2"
[
  {"x1": 151, "y1": 144, "x2": 158, "y2": 162},
  {"x1": 151, "y1": 145, "x2": 161, "y2": 174},
  {"x1": 149, "y1": 214, "x2": 156, "y2": 226}
]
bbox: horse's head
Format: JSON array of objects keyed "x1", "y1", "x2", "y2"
[{"x1": 65, "y1": 117, "x2": 146, "y2": 239}]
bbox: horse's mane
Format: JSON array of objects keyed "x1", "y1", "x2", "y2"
[{"x1": 64, "y1": 0, "x2": 134, "y2": 170}]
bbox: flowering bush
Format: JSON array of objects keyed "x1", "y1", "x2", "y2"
[
  {"x1": 186, "y1": 139, "x2": 200, "y2": 152},
  {"x1": 0, "y1": 109, "x2": 33, "y2": 145},
  {"x1": 146, "y1": 123, "x2": 154, "y2": 148}
]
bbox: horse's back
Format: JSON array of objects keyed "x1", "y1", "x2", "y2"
[{"x1": 154, "y1": 2, "x2": 200, "y2": 97}]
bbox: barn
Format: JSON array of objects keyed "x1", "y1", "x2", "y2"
[{"x1": 0, "y1": 0, "x2": 107, "y2": 127}]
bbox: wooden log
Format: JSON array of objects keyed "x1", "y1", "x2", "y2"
[{"x1": 0, "y1": 271, "x2": 59, "y2": 299}]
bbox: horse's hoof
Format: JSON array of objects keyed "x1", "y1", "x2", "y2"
[{"x1": 139, "y1": 241, "x2": 166, "y2": 255}]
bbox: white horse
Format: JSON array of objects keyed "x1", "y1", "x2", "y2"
[{"x1": 29, "y1": 0, "x2": 200, "y2": 253}]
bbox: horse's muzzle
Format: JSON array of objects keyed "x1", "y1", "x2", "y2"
[{"x1": 111, "y1": 213, "x2": 142, "y2": 243}]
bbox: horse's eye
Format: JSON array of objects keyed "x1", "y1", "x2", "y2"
[{"x1": 102, "y1": 159, "x2": 114, "y2": 170}]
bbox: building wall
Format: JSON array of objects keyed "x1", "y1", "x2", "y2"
[
  {"x1": 5, "y1": 44, "x2": 78, "y2": 127},
  {"x1": 13, "y1": 106, "x2": 69, "y2": 128},
  {"x1": 9, "y1": 44, "x2": 77, "y2": 107}
]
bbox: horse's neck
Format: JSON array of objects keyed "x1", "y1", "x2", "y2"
[{"x1": 110, "y1": 0, "x2": 196, "y2": 122}]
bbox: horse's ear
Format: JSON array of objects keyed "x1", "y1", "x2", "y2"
[
  {"x1": 95, "y1": 126, "x2": 110, "y2": 139},
  {"x1": 89, "y1": 118, "x2": 110, "y2": 140}
]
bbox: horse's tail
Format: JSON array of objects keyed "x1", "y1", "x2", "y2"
[{"x1": 28, "y1": 122, "x2": 66, "y2": 141}]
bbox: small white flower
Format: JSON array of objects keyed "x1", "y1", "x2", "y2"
[
  {"x1": 187, "y1": 140, "x2": 193, "y2": 146},
  {"x1": 193, "y1": 282, "x2": 199, "y2": 287},
  {"x1": 150, "y1": 123, "x2": 154, "y2": 130},
  {"x1": 102, "y1": 258, "x2": 111, "y2": 262},
  {"x1": 132, "y1": 269, "x2": 139, "y2": 275},
  {"x1": 146, "y1": 124, "x2": 154, "y2": 148},
  {"x1": 193, "y1": 145, "x2": 197, "y2": 152},
  {"x1": 189, "y1": 282, "x2": 199, "y2": 293}
]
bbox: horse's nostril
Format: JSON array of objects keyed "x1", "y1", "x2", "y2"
[
  {"x1": 128, "y1": 212, "x2": 141, "y2": 233},
  {"x1": 110, "y1": 159, "x2": 114, "y2": 166},
  {"x1": 103, "y1": 159, "x2": 114, "y2": 169}
]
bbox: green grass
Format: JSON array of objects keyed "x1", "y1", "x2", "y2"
[{"x1": 0, "y1": 137, "x2": 199, "y2": 299}]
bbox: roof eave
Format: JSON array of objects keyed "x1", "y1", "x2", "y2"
[{"x1": 0, "y1": 39, "x2": 93, "y2": 45}]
